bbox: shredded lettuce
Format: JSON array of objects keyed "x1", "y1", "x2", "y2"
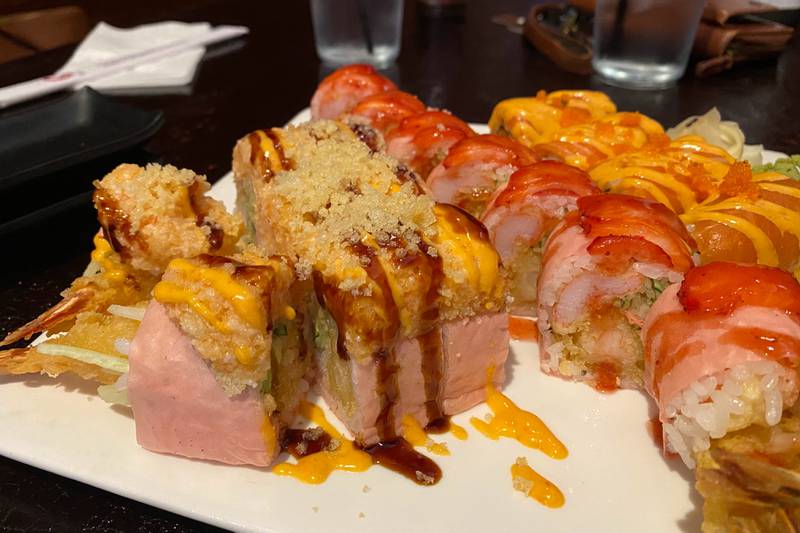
[
  {"x1": 752, "y1": 155, "x2": 800, "y2": 181},
  {"x1": 615, "y1": 278, "x2": 669, "y2": 315},
  {"x1": 107, "y1": 304, "x2": 146, "y2": 321},
  {"x1": 313, "y1": 306, "x2": 338, "y2": 355},
  {"x1": 36, "y1": 343, "x2": 129, "y2": 374},
  {"x1": 259, "y1": 369, "x2": 272, "y2": 394},
  {"x1": 273, "y1": 323, "x2": 288, "y2": 337}
]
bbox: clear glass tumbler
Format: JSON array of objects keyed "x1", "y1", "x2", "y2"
[
  {"x1": 310, "y1": 0, "x2": 404, "y2": 66},
  {"x1": 592, "y1": 0, "x2": 704, "y2": 89}
]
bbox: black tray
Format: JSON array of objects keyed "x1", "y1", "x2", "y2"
[{"x1": 0, "y1": 87, "x2": 163, "y2": 194}]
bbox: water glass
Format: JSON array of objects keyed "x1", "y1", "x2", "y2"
[
  {"x1": 310, "y1": 0, "x2": 404, "y2": 66},
  {"x1": 592, "y1": 0, "x2": 704, "y2": 89}
]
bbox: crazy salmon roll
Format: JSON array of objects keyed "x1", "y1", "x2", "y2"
[
  {"x1": 537, "y1": 194, "x2": 695, "y2": 391},
  {"x1": 681, "y1": 162, "x2": 800, "y2": 278},
  {"x1": 129, "y1": 253, "x2": 309, "y2": 467},
  {"x1": 385, "y1": 110, "x2": 475, "y2": 178},
  {"x1": 232, "y1": 120, "x2": 508, "y2": 445},
  {"x1": 489, "y1": 90, "x2": 617, "y2": 147},
  {"x1": 642, "y1": 262, "x2": 800, "y2": 468},
  {"x1": 532, "y1": 112, "x2": 668, "y2": 171},
  {"x1": 481, "y1": 162, "x2": 599, "y2": 315},
  {"x1": 589, "y1": 135, "x2": 735, "y2": 214},
  {"x1": 310, "y1": 64, "x2": 396, "y2": 120},
  {"x1": 426, "y1": 134, "x2": 538, "y2": 217}
]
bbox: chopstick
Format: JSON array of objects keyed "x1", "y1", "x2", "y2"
[{"x1": 0, "y1": 25, "x2": 249, "y2": 109}]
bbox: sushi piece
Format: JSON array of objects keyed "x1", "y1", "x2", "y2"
[
  {"x1": 590, "y1": 135, "x2": 735, "y2": 214},
  {"x1": 310, "y1": 64, "x2": 396, "y2": 120},
  {"x1": 385, "y1": 110, "x2": 475, "y2": 178},
  {"x1": 1, "y1": 163, "x2": 241, "y2": 381},
  {"x1": 681, "y1": 162, "x2": 800, "y2": 278},
  {"x1": 481, "y1": 162, "x2": 599, "y2": 315},
  {"x1": 347, "y1": 90, "x2": 426, "y2": 135},
  {"x1": 489, "y1": 90, "x2": 617, "y2": 147},
  {"x1": 642, "y1": 262, "x2": 800, "y2": 468},
  {"x1": 129, "y1": 253, "x2": 309, "y2": 466},
  {"x1": 537, "y1": 193, "x2": 695, "y2": 391},
  {"x1": 532, "y1": 112, "x2": 668, "y2": 170},
  {"x1": 695, "y1": 404, "x2": 800, "y2": 532},
  {"x1": 232, "y1": 120, "x2": 508, "y2": 445},
  {"x1": 426, "y1": 134, "x2": 538, "y2": 217}
]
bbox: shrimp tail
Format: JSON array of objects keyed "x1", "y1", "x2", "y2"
[{"x1": 0, "y1": 287, "x2": 96, "y2": 347}]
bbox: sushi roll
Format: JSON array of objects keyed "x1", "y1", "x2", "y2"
[
  {"x1": 385, "y1": 110, "x2": 475, "y2": 178},
  {"x1": 681, "y1": 162, "x2": 800, "y2": 277},
  {"x1": 129, "y1": 253, "x2": 309, "y2": 466},
  {"x1": 532, "y1": 112, "x2": 667, "y2": 171},
  {"x1": 489, "y1": 90, "x2": 617, "y2": 147},
  {"x1": 537, "y1": 194, "x2": 695, "y2": 391},
  {"x1": 232, "y1": 120, "x2": 508, "y2": 445},
  {"x1": 310, "y1": 64, "x2": 396, "y2": 120},
  {"x1": 426, "y1": 134, "x2": 538, "y2": 217},
  {"x1": 589, "y1": 135, "x2": 735, "y2": 214},
  {"x1": 1, "y1": 163, "x2": 241, "y2": 380},
  {"x1": 481, "y1": 162, "x2": 599, "y2": 315},
  {"x1": 642, "y1": 262, "x2": 800, "y2": 468}
]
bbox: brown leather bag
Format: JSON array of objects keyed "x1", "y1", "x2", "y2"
[
  {"x1": 695, "y1": 0, "x2": 794, "y2": 76},
  {"x1": 523, "y1": 1, "x2": 794, "y2": 77}
]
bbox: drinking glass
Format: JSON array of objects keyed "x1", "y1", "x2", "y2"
[
  {"x1": 310, "y1": 0, "x2": 404, "y2": 66},
  {"x1": 592, "y1": 0, "x2": 704, "y2": 89}
]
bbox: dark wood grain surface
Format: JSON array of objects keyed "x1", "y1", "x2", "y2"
[{"x1": 0, "y1": 0, "x2": 798, "y2": 531}]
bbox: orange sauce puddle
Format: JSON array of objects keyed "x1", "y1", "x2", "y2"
[
  {"x1": 272, "y1": 402, "x2": 372, "y2": 484},
  {"x1": 511, "y1": 457, "x2": 565, "y2": 508},
  {"x1": 470, "y1": 367, "x2": 568, "y2": 460}
]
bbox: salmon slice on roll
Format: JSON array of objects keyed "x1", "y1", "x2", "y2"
[
  {"x1": 481, "y1": 162, "x2": 599, "y2": 315},
  {"x1": 310, "y1": 64, "x2": 396, "y2": 120},
  {"x1": 488, "y1": 90, "x2": 617, "y2": 147},
  {"x1": 532, "y1": 112, "x2": 668, "y2": 171},
  {"x1": 232, "y1": 120, "x2": 508, "y2": 445},
  {"x1": 642, "y1": 262, "x2": 800, "y2": 468},
  {"x1": 537, "y1": 193, "x2": 696, "y2": 391},
  {"x1": 385, "y1": 110, "x2": 475, "y2": 178},
  {"x1": 129, "y1": 253, "x2": 309, "y2": 466},
  {"x1": 589, "y1": 135, "x2": 735, "y2": 214},
  {"x1": 681, "y1": 162, "x2": 800, "y2": 278},
  {"x1": 426, "y1": 134, "x2": 538, "y2": 217},
  {"x1": 347, "y1": 90, "x2": 426, "y2": 136}
]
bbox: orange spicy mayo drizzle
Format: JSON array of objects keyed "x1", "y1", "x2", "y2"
[
  {"x1": 511, "y1": 457, "x2": 565, "y2": 508},
  {"x1": 402, "y1": 415, "x2": 450, "y2": 456},
  {"x1": 272, "y1": 402, "x2": 372, "y2": 484},
  {"x1": 508, "y1": 316, "x2": 539, "y2": 341},
  {"x1": 470, "y1": 367, "x2": 568, "y2": 460}
]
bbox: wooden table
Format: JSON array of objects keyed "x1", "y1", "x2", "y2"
[{"x1": 0, "y1": 0, "x2": 798, "y2": 530}]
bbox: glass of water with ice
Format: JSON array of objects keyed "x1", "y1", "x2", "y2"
[
  {"x1": 592, "y1": 0, "x2": 704, "y2": 89},
  {"x1": 311, "y1": 0, "x2": 404, "y2": 66}
]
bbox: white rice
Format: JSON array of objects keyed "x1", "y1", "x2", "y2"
[{"x1": 663, "y1": 360, "x2": 796, "y2": 468}]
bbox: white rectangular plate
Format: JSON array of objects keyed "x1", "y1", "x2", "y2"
[{"x1": 0, "y1": 111, "x2": 786, "y2": 532}]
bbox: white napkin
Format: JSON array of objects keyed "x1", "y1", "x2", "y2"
[{"x1": 58, "y1": 21, "x2": 212, "y2": 91}]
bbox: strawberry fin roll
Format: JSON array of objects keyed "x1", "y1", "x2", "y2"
[
  {"x1": 643, "y1": 262, "x2": 800, "y2": 468},
  {"x1": 481, "y1": 162, "x2": 599, "y2": 315},
  {"x1": 537, "y1": 193, "x2": 695, "y2": 391}
]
